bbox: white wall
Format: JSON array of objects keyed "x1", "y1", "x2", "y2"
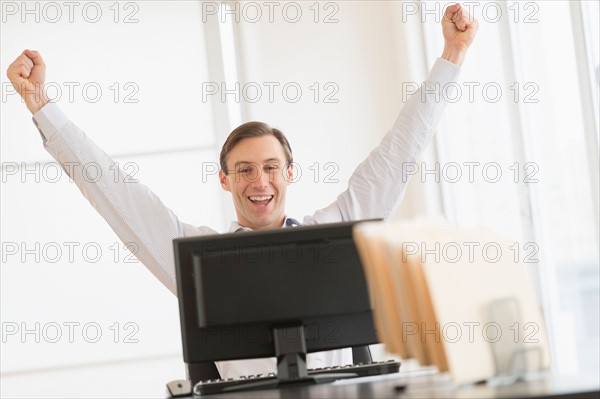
[
  {"x1": 232, "y1": 1, "x2": 428, "y2": 220},
  {"x1": 1, "y1": 2, "x2": 219, "y2": 398}
]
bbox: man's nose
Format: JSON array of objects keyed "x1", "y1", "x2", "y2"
[{"x1": 250, "y1": 169, "x2": 269, "y2": 188}]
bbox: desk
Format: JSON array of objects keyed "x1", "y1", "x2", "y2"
[{"x1": 187, "y1": 373, "x2": 600, "y2": 398}]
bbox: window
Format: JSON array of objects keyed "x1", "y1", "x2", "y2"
[{"x1": 418, "y1": 0, "x2": 599, "y2": 375}]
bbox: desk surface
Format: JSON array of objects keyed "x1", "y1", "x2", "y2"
[{"x1": 195, "y1": 372, "x2": 600, "y2": 398}]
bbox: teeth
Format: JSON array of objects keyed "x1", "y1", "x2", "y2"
[{"x1": 249, "y1": 195, "x2": 273, "y2": 201}]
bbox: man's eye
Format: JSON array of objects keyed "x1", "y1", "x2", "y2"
[
  {"x1": 265, "y1": 165, "x2": 279, "y2": 171},
  {"x1": 238, "y1": 168, "x2": 252, "y2": 174}
]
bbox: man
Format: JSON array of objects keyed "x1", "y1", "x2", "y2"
[{"x1": 7, "y1": 3, "x2": 478, "y2": 380}]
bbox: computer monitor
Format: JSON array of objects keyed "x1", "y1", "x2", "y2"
[{"x1": 173, "y1": 220, "x2": 382, "y2": 389}]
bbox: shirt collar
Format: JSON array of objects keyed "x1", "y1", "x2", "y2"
[{"x1": 229, "y1": 217, "x2": 302, "y2": 233}]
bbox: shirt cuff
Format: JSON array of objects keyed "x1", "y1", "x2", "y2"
[
  {"x1": 31, "y1": 102, "x2": 69, "y2": 141},
  {"x1": 431, "y1": 57, "x2": 462, "y2": 85}
]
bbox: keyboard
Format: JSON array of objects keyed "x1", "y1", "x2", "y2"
[{"x1": 193, "y1": 360, "x2": 401, "y2": 396}]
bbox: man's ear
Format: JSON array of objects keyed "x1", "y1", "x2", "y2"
[
  {"x1": 285, "y1": 163, "x2": 294, "y2": 185},
  {"x1": 219, "y1": 170, "x2": 231, "y2": 192}
]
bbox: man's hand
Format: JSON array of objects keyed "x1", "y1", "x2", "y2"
[
  {"x1": 441, "y1": 3, "x2": 479, "y2": 66},
  {"x1": 6, "y1": 50, "x2": 49, "y2": 114}
]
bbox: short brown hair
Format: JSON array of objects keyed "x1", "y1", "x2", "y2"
[{"x1": 219, "y1": 121, "x2": 293, "y2": 173}]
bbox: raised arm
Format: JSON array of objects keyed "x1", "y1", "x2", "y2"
[
  {"x1": 6, "y1": 51, "x2": 217, "y2": 295},
  {"x1": 306, "y1": 3, "x2": 479, "y2": 224}
]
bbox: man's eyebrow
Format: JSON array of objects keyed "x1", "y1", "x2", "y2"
[{"x1": 233, "y1": 158, "x2": 282, "y2": 167}]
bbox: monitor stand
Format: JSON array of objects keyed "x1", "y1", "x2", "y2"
[{"x1": 222, "y1": 324, "x2": 358, "y2": 393}]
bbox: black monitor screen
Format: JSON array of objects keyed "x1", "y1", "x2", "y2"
[{"x1": 173, "y1": 221, "x2": 378, "y2": 365}]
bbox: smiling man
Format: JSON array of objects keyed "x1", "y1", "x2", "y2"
[
  {"x1": 7, "y1": 3, "x2": 478, "y2": 380},
  {"x1": 218, "y1": 121, "x2": 295, "y2": 231}
]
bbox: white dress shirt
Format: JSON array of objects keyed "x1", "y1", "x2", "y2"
[{"x1": 32, "y1": 57, "x2": 461, "y2": 379}]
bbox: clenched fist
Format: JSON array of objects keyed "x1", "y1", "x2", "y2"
[
  {"x1": 6, "y1": 50, "x2": 49, "y2": 114},
  {"x1": 441, "y1": 3, "x2": 479, "y2": 66}
]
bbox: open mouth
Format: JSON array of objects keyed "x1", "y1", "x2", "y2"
[{"x1": 248, "y1": 195, "x2": 274, "y2": 206}]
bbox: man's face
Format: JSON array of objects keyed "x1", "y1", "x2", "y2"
[{"x1": 219, "y1": 135, "x2": 293, "y2": 230}]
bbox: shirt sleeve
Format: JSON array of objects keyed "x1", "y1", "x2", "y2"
[
  {"x1": 33, "y1": 103, "x2": 217, "y2": 295},
  {"x1": 304, "y1": 57, "x2": 461, "y2": 225}
]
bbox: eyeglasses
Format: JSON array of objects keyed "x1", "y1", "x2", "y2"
[{"x1": 226, "y1": 162, "x2": 285, "y2": 183}]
